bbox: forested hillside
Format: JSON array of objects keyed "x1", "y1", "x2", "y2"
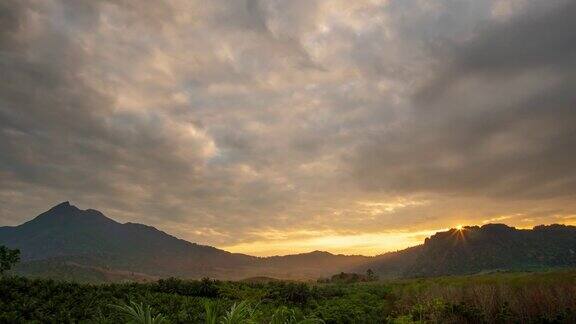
[{"x1": 364, "y1": 224, "x2": 576, "y2": 278}]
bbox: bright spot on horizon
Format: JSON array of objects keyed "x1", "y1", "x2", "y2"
[
  {"x1": 221, "y1": 229, "x2": 444, "y2": 257},
  {"x1": 456, "y1": 225, "x2": 463, "y2": 230}
]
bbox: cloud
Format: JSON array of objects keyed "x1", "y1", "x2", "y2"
[
  {"x1": 1, "y1": 0, "x2": 575, "y2": 255},
  {"x1": 353, "y1": 0, "x2": 576, "y2": 200}
]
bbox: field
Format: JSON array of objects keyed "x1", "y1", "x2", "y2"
[{"x1": 1, "y1": 271, "x2": 576, "y2": 323}]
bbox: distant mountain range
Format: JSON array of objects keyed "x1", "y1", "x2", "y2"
[{"x1": 1, "y1": 202, "x2": 575, "y2": 282}]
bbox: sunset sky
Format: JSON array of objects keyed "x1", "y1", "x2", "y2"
[{"x1": 1, "y1": 0, "x2": 575, "y2": 256}]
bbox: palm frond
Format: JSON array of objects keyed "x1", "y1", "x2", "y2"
[
  {"x1": 110, "y1": 300, "x2": 168, "y2": 324},
  {"x1": 220, "y1": 300, "x2": 255, "y2": 324},
  {"x1": 205, "y1": 300, "x2": 220, "y2": 324},
  {"x1": 269, "y1": 305, "x2": 325, "y2": 324}
]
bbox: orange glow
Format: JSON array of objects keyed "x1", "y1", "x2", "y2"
[
  {"x1": 222, "y1": 229, "x2": 443, "y2": 256},
  {"x1": 456, "y1": 224, "x2": 463, "y2": 230}
]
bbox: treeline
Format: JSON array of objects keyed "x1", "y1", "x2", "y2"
[
  {"x1": 1, "y1": 271, "x2": 576, "y2": 323},
  {"x1": 317, "y1": 270, "x2": 378, "y2": 284}
]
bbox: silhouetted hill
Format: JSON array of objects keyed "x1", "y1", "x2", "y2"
[
  {"x1": 2, "y1": 202, "x2": 575, "y2": 281},
  {"x1": 0, "y1": 202, "x2": 366, "y2": 281},
  {"x1": 0, "y1": 202, "x2": 257, "y2": 278},
  {"x1": 360, "y1": 224, "x2": 576, "y2": 278}
]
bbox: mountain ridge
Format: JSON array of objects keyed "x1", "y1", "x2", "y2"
[
  {"x1": 0, "y1": 202, "x2": 365, "y2": 280},
  {"x1": 2, "y1": 202, "x2": 576, "y2": 281},
  {"x1": 362, "y1": 223, "x2": 576, "y2": 278}
]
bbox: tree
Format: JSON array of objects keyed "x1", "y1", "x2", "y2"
[
  {"x1": 366, "y1": 269, "x2": 378, "y2": 281},
  {"x1": 0, "y1": 245, "x2": 20, "y2": 276}
]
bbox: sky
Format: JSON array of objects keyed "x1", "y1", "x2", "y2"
[{"x1": 1, "y1": 0, "x2": 576, "y2": 256}]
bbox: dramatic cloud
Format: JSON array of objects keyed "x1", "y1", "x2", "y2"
[
  {"x1": 1, "y1": 0, "x2": 575, "y2": 255},
  {"x1": 354, "y1": 0, "x2": 576, "y2": 198}
]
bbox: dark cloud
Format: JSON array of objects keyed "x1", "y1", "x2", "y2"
[
  {"x1": 418, "y1": 0, "x2": 576, "y2": 100},
  {"x1": 0, "y1": 0, "x2": 211, "y2": 218},
  {"x1": 354, "y1": 0, "x2": 576, "y2": 200}
]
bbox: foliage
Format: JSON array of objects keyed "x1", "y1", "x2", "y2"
[
  {"x1": 266, "y1": 282, "x2": 313, "y2": 306},
  {"x1": 326, "y1": 271, "x2": 377, "y2": 284},
  {"x1": 204, "y1": 301, "x2": 220, "y2": 324},
  {"x1": 111, "y1": 300, "x2": 168, "y2": 324},
  {"x1": 0, "y1": 245, "x2": 20, "y2": 276},
  {"x1": 366, "y1": 269, "x2": 378, "y2": 282},
  {"x1": 1, "y1": 271, "x2": 576, "y2": 323},
  {"x1": 221, "y1": 300, "x2": 256, "y2": 324},
  {"x1": 269, "y1": 306, "x2": 324, "y2": 324},
  {"x1": 156, "y1": 277, "x2": 220, "y2": 298}
]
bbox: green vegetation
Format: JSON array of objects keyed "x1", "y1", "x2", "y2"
[
  {"x1": 318, "y1": 270, "x2": 379, "y2": 284},
  {"x1": 0, "y1": 246, "x2": 20, "y2": 276},
  {"x1": 111, "y1": 300, "x2": 168, "y2": 324},
  {"x1": 1, "y1": 270, "x2": 576, "y2": 323}
]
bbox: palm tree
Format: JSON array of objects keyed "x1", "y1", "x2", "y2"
[
  {"x1": 220, "y1": 300, "x2": 256, "y2": 324},
  {"x1": 111, "y1": 300, "x2": 168, "y2": 324},
  {"x1": 270, "y1": 306, "x2": 325, "y2": 324}
]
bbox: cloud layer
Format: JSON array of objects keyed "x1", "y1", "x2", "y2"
[{"x1": 1, "y1": 0, "x2": 575, "y2": 255}]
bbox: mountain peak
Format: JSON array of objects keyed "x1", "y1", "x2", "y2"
[
  {"x1": 27, "y1": 202, "x2": 118, "y2": 228},
  {"x1": 48, "y1": 201, "x2": 77, "y2": 212}
]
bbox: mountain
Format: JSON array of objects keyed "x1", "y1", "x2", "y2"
[
  {"x1": 360, "y1": 224, "x2": 576, "y2": 278},
  {"x1": 0, "y1": 202, "x2": 367, "y2": 281},
  {"x1": 2, "y1": 202, "x2": 576, "y2": 282}
]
